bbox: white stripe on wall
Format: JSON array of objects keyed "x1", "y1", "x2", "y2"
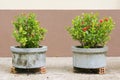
[{"x1": 0, "y1": 0, "x2": 120, "y2": 9}]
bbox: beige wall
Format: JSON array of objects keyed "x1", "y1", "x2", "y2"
[
  {"x1": 0, "y1": 10, "x2": 120, "y2": 57},
  {"x1": 0, "y1": 0, "x2": 120, "y2": 9}
]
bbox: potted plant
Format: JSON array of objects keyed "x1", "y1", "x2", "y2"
[
  {"x1": 10, "y1": 13, "x2": 47, "y2": 74},
  {"x1": 66, "y1": 13, "x2": 115, "y2": 74}
]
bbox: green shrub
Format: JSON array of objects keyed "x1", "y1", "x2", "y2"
[
  {"x1": 66, "y1": 13, "x2": 115, "y2": 48},
  {"x1": 13, "y1": 13, "x2": 47, "y2": 48}
]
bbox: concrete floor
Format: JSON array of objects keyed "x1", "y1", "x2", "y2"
[{"x1": 0, "y1": 57, "x2": 120, "y2": 80}]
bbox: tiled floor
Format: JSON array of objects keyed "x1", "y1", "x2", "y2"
[{"x1": 0, "y1": 57, "x2": 120, "y2": 80}]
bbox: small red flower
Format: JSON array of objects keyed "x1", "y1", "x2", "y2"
[
  {"x1": 99, "y1": 19, "x2": 103, "y2": 23},
  {"x1": 104, "y1": 18, "x2": 108, "y2": 21},
  {"x1": 82, "y1": 27, "x2": 88, "y2": 32}
]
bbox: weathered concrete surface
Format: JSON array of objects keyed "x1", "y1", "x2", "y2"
[
  {"x1": 72, "y1": 46, "x2": 107, "y2": 68},
  {"x1": 10, "y1": 46, "x2": 47, "y2": 68},
  {"x1": 0, "y1": 57, "x2": 120, "y2": 80}
]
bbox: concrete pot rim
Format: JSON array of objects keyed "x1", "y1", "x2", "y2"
[
  {"x1": 10, "y1": 45, "x2": 47, "y2": 53},
  {"x1": 72, "y1": 46, "x2": 108, "y2": 53}
]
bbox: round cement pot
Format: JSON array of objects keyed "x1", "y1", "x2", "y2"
[
  {"x1": 72, "y1": 46, "x2": 108, "y2": 69},
  {"x1": 10, "y1": 46, "x2": 47, "y2": 69}
]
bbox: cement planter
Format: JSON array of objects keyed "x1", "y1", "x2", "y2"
[
  {"x1": 72, "y1": 46, "x2": 108, "y2": 69},
  {"x1": 10, "y1": 46, "x2": 47, "y2": 69}
]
